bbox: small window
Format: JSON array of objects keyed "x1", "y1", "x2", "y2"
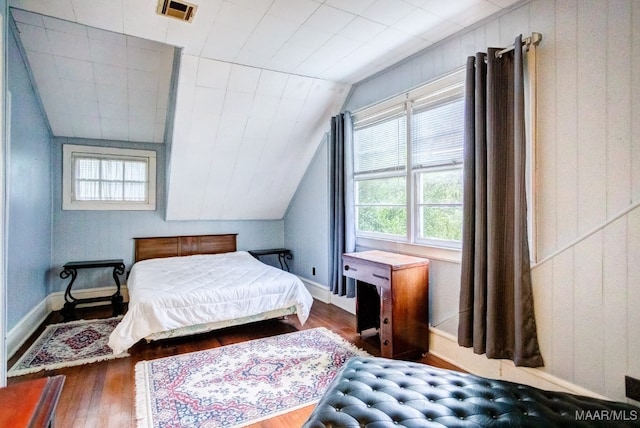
[{"x1": 62, "y1": 144, "x2": 156, "y2": 210}]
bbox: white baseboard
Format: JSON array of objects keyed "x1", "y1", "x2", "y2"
[
  {"x1": 428, "y1": 326, "x2": 610, "y2": 400},
  {"x1": 299, "y1": 277, "x2": 331, "y2": 303},
  {"x1": 47, "y1": 285, "x2": 129, "y2": 311},
  {"x1": 7, "y1": 298, "x2": 49, "y2": 359},
  {"x1": 298, "y1": 276, "x2": 356, "y2": 314},
  {"x1": 7, "y1": 285, "x2": 129, "y2": 359},
  {"x1": 328, "y1": 293, "x2": 356, "y2": 314}
]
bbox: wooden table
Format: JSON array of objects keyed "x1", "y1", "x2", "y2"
[
  {"x1": 0, "y1": 376, "x2": 65, "y2": 427},
  {"x1": 60, "y1": 259, "x2": 125, "y2": 320},
  {"x1": 248, "y1": 248, "x2": 292, "y2": 271}
]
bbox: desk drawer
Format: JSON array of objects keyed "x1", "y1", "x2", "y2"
[{"x1": 342, "y1": 259, "x2": 391, "y2": 288}]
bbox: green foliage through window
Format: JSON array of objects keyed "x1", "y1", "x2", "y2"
[{"x1": 351, "y1": 69, "x2": 465, "y2": 246}]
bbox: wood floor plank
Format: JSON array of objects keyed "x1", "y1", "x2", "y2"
[{"x1": 6, "y1": 300, "x2": 461, "y2": 426}]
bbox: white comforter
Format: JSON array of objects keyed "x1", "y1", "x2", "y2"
[{"x1": 108, "y1": 251, "x2": 314, "y2": 354}]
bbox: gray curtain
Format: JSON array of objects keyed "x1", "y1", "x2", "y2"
[
  {"x1": 458, "y1": 35, "x2": 544, "y2": 367},
  {"x1": 329, "y1": 112, "x2": 355, "y2": 297}
]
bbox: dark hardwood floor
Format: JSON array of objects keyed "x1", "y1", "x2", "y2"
[{"x1": 6, "y1": 300, "x2": 461, "y2": 427}]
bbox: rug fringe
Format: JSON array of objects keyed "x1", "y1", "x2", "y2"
[
  {"x1": 8, "y1": 351, "x2": 129, "y2": 377},
  {"x1": 135, "y1": 361, "x2": 152, "y2": 428},
  {"x1": 315, "y1": 327, "x2": 371, "y2": 357},
  {"x1": 46, "y1": 315, "x2": 124, "y2": 329},
  {"x1": 7, "y1": 316, "x2": 127, "y2": 378}
]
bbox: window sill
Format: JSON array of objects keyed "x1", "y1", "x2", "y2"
[{"x1": 355, "y1": 237, "x2": 461, "y2": 264}]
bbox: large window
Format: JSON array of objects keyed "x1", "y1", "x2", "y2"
[
  {"x1": 62, "y1": 144, "x2": 156, "y2": 210},
  {"x1": 352, "y1": 69, "x2": 465, "y2": 248}
]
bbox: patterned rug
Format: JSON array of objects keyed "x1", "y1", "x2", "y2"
[
  {"x1": 8, "y1": 316, "x2": 127, "y2": 377},
  {"x1": 135, "y1": 327, "x2": 369, "y2": 428}
]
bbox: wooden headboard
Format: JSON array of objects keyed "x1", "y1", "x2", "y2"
[{"x1": 134, "y1": 234, "x2": 238, "y2": 262}]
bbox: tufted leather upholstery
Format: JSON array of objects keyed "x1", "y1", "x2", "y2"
[{"x1": 303, "y1": 357, "x2": 640, "y2": 427}]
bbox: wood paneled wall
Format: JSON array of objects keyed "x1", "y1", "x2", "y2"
[
  {"x1": 344, "y1": 0, "x2": 640, "y2": 402},
  {"x1": 530, "y1": 0, "x2": 639, "y2": 402}
]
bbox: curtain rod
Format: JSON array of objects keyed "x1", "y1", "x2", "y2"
[{"x1": 495, "y1": 32, "x2": 542, "y2": 58}]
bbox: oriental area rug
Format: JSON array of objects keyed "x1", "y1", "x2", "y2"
[
  {"x1": 8, "y1": 316, "x2": 127, "y2": 377},
  {"x1": 135, "y1": 327, "x2": 369, "y2": 428}
]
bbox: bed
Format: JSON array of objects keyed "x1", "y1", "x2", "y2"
[{"x1": 107, "y1": 234, "x2": 314, "y2": 355}]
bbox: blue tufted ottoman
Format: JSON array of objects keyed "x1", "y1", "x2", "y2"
[{"x1": 303, "y1": 356, "x2": 640, "y2": 427}]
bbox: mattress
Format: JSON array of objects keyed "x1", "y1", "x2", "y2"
[{"x1": 107, "y1": 251, "x2": 314, "y2": 354}]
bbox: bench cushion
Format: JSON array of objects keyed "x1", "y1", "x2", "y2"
[{"x1": 303, "y1": 356, "x2": 640, "y2": 427}]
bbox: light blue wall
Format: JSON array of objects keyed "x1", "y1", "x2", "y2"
[
  {"x1": 7, "y1": 21, "x2": 52, "y2": 329},
  {"x1": 284, "y1": 134, "x2": 330, "y2": 285},
  {"x1": 50, "y1": 137, "x2": 285, "y2": 292}
]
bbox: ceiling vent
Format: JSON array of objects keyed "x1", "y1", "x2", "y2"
[{"x1": 157, "y1": 0, "x2": 197, "y2": 23}]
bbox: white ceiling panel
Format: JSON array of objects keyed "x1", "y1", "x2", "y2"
[
  {"x1": 100, "y1": 119, "x2": 129, "y2": 141},
  {"x1": 267, "y1": 0, "x2": 319, "y2": 23},
  {"x1": 70, "y1": 0, "x2": 124, "y2": 33},
  {"x1": 306, "y1": 5, "x2": 355, "y2": 33},
  {"x1": 337, "y1": 16, "x2": 387, "y2": 42},
  {"x1": 324, "y1": 0, "x2": 377, "y2": 15},
  {"x1": 361, "y1": 0, "x2": 416, "y2": 26},
  {"x1": 14, "y1": 21, "x2": 49, "y2": 53},
  {"x1": 227, "y1": 65, "x2": 261, "y2": 94},
  {"x1": 9, "y1": 0, "x2": 522, "y2": 220},
  {"x1": 93, "y1": 65, "x2": 127, "y2": 88},
  {"x1": 89, "y1": 39, "x2": 128, "y2": 68},
  {"x1": 11, "y1": 7, "x2": 173, "y2": 144}
]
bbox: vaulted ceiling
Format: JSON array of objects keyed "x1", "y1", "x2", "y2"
[{"x1": 9, "y1": 0, "x2": 520, "y2": 220}]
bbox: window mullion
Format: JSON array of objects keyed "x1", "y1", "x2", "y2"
[
  {"x1": 405, "y1": 101, "x2": 414, "y2": 244},
  {"x1": 98, "y1": 159, "x2": 104, "y2": 200}
]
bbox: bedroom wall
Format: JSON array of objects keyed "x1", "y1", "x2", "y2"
[
  {"x1": 50, "y1": 135, "x2": 286, "y2": 294},
  {"x1": 6, "y1": 20, "x2": 52, "y2": 330},
  {"x1": 286, "y1": 0, "x2": 640, "y2": 403},
  {"x1": 284, "y1": 133, "x2": 330, "y2": 287}
]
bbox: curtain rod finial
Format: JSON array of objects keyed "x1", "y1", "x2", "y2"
[{"x1": 530, "y1": 32, "x2": 542, "y2": 46}]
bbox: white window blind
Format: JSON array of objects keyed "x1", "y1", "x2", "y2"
[
  {"x1": 411, "y1": 97, "x2": 464, "y2": 169},
  {"x1": 354, "y1": 115, "x2": 407, "y2": 174}
]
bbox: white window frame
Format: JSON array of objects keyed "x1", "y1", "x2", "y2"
[
  {"x1": 354, "y1": 169, "x2": 408, "y2": 241},
  {"x1": 62, "y1": 144, "x2": 156, "y2": 211},
  {"x1": 351, "y1": 69, "x2": 466, "y2": 257},
  {"x1": 413, "y1": 164, "x2": 464, "y2": 246}
]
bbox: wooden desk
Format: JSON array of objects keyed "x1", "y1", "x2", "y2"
[
  {"x1": 0, "y1": 376, "x2": 65, "y2": 427},
  {"x1": 60, "y1": 259, "x2": 125, "y2": 320},
  {"x1": 343, "y1": 250, "x2": 429, "y2": 359}
]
